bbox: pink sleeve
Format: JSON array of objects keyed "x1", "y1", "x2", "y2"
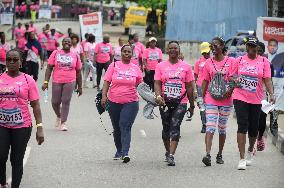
[
  {"x1": 27, "y1": 76, "x2": 40, "y2": 101},
  {"x1": 203, "y1": 61, "x2": 210, "y2": 81},
  {"x1": 154, "y1": 64, "x2": 162, "y2": 80},
  {"x1": 94, "y1": 44, "x2": 99, "y2": 53},
  {"x1": 47, "y1": 50, "x2": 57, "y2": 66},
  {"x1": 159, "y1": 49, "x2": 163, "y2": 60},
  {"x1": 194, "y1": 60, "x2": 200, "y2": 75},
  {"x1": 104, "y1": 62, "x2": 115, "y2": 82},
  {"x1": 263, "y1": 58, "x2": 271, "y2": 78},
  {"x1": 75, "y1": 54, "x2": 82, "y2": 70},
  {"x1": 142, "y1": 49, "x2": 148, "y2": 59},
  {"x1": 186, "y1": 65, "x2": 195, "y2": 82}
]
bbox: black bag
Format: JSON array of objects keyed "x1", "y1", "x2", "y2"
[
  {"x1": 95, "y1": 92, "x2": 105, "y2": 115},
  {"x1": 164, "y1": 92, "x2": 187, "y2": 110},
  {"x1": 208, "y1": 58, "x2": 228, "y2": 100}
]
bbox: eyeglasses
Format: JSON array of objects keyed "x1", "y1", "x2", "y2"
[{"x1": 6, "y1": 57, "x2": 20, "y2": 63}]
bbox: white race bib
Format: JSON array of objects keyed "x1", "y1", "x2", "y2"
[
  {"x1": 239, "y1": 75, "x2": 258, "y2": 92},
  {"x1": 164, "y1": 82, "x2": 182, "y2": 99},
  {"x1": 0, "y1": 108, "x2": 24, "y2": 126}
]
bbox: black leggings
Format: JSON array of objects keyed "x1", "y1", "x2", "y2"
[
  {"x1": 0, "y1": 126, "x2": 32, "y2": 188},
  {"x1": 96, "y1": 62, "x2": 110, "y2": 86},
  {"x1": 144, "y1": 70, "x2": 155, "y2": 91},
  {"x1": 26, "y1": 61, "x2": 39, "y2": 81},
  {"x1": 258, "y1": 111, "x2": 267, "y2": 138}
]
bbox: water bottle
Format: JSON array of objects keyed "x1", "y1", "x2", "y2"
[
  {"x1": 44, "y1": 90, "x2": 48, "y2": 103},
  {"x1": 197, "y1": 97, "x2": 206, "y2": 111}
]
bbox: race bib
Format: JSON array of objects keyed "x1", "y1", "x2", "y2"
[
  {"x1": 149, "y1": 52, "x2": 159, "y2": 61},
  {"x1": 101, "y1": 46, "x2": 110, "y2": 53},
  {"x1": 239, "y1": 75, "x2": 258, "y2": 92},
  {"x1": 0, "y1": 108, "x2": 24, "y2": 126},
  {"x1": 164, "y1": 82, "x2": 182, "y2": 99}
]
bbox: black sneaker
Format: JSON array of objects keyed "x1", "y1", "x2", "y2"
[
  {"x1": 202, "y1": 154, "x2": 211, "y2": 166},
  {"x1": 122, "y1": 156, "x2": 130, "y2": 163},
  {"x1": 216, "y1": 153, "x2": 224, "y2": 164},
  {"x1": 167, "y1": 154, "x2": 176, "y2": 166},
  {"x1": 164, "y1": 151, "x2": 170, "y2": 162},
  {"x1": 201, "y1": 125, "x2": 206, "y2": 133}
]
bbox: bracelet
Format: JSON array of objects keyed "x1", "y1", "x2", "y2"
[
  {"x1": 44, "y1": 81, "x2": 49, "y2": 84},
  {"x1": 156, "y1": 95, "x2": 163, "y2": 99},
  {"x1": 36, "y1": 123, "x2": 43, "y2": 128}
]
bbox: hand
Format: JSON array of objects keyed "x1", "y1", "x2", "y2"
[
  {"x1": 224, "y1": 88, "x2": 233, "y2": 99},
  {"x1": 36, "y1": 127, "x2": 44, "y2": 145},
  {"x1": 101, "y1": 95, "x2": 108, "y2": 109},
  {"x1": 155, "y1": 96, "x2": 165, "y2": 106},
  {"x1": 41, "y1": 83, "x2": 48, "y2": 91},
  {"x1": 270, "y1": 94, "x2": 276, "y2": 104},
  {"x1": 76, "y1": 88, "x2": 82, "y2": 96}
]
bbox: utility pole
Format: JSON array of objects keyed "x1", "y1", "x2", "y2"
[{"x1": 272, "y1": 0, "x2": 279, "y2": 17}]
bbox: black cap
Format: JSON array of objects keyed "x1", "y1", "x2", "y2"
[{"x1": 244, "y1": 36, "x2": 258, "y2": 46}]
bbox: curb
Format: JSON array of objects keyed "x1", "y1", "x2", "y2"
[{"x1": 265, "y1": 122, "x2": 284, "y2": 155}]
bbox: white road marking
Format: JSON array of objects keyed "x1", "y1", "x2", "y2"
[
  {"x1": 7, "y1": 146, "x2": 31, "y2": 185},
  {"x1": 140, "y1": 129, "x2": 147, "y2": 137}
]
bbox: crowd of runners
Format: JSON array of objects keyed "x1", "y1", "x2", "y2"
[{"x1": 0, "y1": 22, "x2": 283, "y2": 188}]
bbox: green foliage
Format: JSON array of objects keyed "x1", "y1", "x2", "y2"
[{"x1": 117, "y1": 0, "x2": 167, "y2": 10}]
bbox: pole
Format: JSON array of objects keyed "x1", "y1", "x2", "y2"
[
  {"x1": 11, "y1": 0, "x2": 16, "y2": 40},
  {"x1": 272, "y1": 0, "x2": 279, "y2": 17}
]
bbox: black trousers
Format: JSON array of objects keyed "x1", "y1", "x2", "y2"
[
  {"x1": 144, "y1": 70, "x2": 155, "y2": 91},
  {"x1": 258, "y1": 111, "x2": 267, "y2": 138},
  {"x1": 96, "y1": 62, "x2": 110, "y2": 86},
  {"x1": 0, "y1": 126, "x2": 32, "y2": 188},
  {"x1": 26, "y1": 61, "x2": 39, "y2": 81}
]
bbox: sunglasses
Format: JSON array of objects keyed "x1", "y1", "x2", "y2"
[{"x1": 6, "y1": 57, "x2": 20, "y2": 63}]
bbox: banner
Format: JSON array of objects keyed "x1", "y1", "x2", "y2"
[
  {"x1": 79, "y1": 12, "x2": 103, "y2": 43},
  {"x1": 0, "y1": 13, "x2": 13, "y2": 24},
  {"x1": 38, "y1": 9, "x2": 51, "y2": 19}
]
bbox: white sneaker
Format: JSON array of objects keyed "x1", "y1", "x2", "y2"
[
  {"x1": 246, "y1": 151, "x2": 254, "y2": 166},
  {"x1": 59, "y1": 122, "x2": 68, "y2": 131},
  {"x1": 55, "y1": 117, "x2": 61, "y2": 128},
  {"x1": 237, "y1": 159, "x2": 246, "y2": 170}
]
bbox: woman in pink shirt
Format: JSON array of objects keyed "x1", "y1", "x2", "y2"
[
  {"x1": 101, "y1": 44, "x2": 142, "y2": 163},
  {"x1": 70, "y1": 34, "x2": 84, "y2": 63},
  {"x1": 37, "y1": 28, "x2": 49, "y2": 69},
  {"x1": 201, "y1": 37, "x2": 235, "y2": 167},
  {"x1": 230, "y1": 36, "x2": 275, "y2": 170},
  {"x1": 194, "y1": 42, "x2": 210, "y2": 133},
  {"x1": 143, "y1": 37, "x2": 162, "y2": 91},
  {"x1": 46, "y1": 29, "x2": 62, "y2": 58},
  {"x1": 0, "y1": 49, "x2": 44, "y2": 188},
  {"x1": 0, "y1": 32, "x2": 11, "y2": 73},
  {"x1": 113, "y1": 37, "x2": 124, "y2": 62},
  {"x1": 42, "y1": 37, "x2": 82, "y2": 131},
  {"x1": 154, "y1": 41, "x2": 195, "y2": 166},
  {"x1": 14, "y1": 23, "x2": 25, "y2": 48},
  {"x1": 95, "y1": 34, "x2": 113, "y2": 91},
  {"x1": 83, "y1": 34, "x2": 96, "y2": 88}
]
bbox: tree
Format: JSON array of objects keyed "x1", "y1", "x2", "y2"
[{"x1": 117, "y1": 0, "x2": 167, "y2": 10}]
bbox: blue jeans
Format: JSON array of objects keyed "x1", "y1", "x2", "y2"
[{"x1": 108, "y1": 101, "x2": 139, "y2": 156}]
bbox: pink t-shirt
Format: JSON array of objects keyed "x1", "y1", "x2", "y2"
[
  {"x1": 203, "y1": 57, "x2": 235, "y2": 106},
  {"x1": 231, "y1": 55, "x2": 271, "y2": 104},
  {"x1": 104, "y1": 61, "x2": 143, "y2": 104},
  {"x1": 130, "y1": 47, "x2": 141, "y2": 66},
  {"x1": 20, "y1": 5, "x2": 27, "y2": 12},
  {"x1": 70, "y1": 44, "x2": 83, "y2": 56},
  {"x1": 95, "y1": 42, "x2": 113, "y2": 63},
  {"x1": 154, "y1": 60, "x2": 194, "y2": 104},
  {"x1": 0, "y1": 73, "x2": 39, "y2": 129},
  {"x1": 134, "y1": 41, "x2": 145, "y2": 58},
  {"x1": 0, "y1": 43, "x2": 11, "y2": 65},
  {"x1": 28, "y1": 26, "x2": 37, "y2": 34},
  {"x1": 46, "y1": 34, "x2": 60, "y2": 51},
  {"x1": 18, "y1": 38, "x2": 27, "y2": 50},
  {"x1": 84, "y1": 42, "x2": 96, "y2": 61},
  {"x1": 81, "y1": 40, "x2": 87, "y2": 51},
  {"x1": 48, "y1": 50, "x2": 82, "y2": 83},
  {"x1": 14, "y1": 28, "x2": 25, "y2": 41},
  {"x1": 37, "y1": 33, "x2": 49, "y2": 49},
  {"x1": 194, "y1": 56, "x2": 208, "y2": 86},
  {"x1": 143, "y1": 47, "x2": 163, "y2": 70},
  {"x1": 113, "y1": 45, "x2": 122, "y2": 61}
]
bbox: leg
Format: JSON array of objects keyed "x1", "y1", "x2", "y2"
[
  {"x1": 83, "y1": 61, "x2": 91, "y2": 87},
  {"x1": 10, "y1": 127, "x2": 32, "y2": 188},
  {"x1": 90, "y1": 63, "x2": 97, "y2": 87},
  {"x1": 159, "y1": 107, "x2": 172, "y2": 153},
  {"x1": 0, "y1": 127, "x2": 11, "y2": 186},
  {"x1": 217, "y1": 105, "x2": 232, "y2": 154},
  {"x1": 60, "y1": 82, "x2": 76, "y2": 123},
  {"x1": 51, "y1": 82, "x2": 63, "y2": 118},
  {"x1": 119, "y1": 102, "x2": 139, "y2": 156},
  {"x1": 258, "y1": 111, "x2": 267, "y2": 139},
  {"x1": 234, "y1": 100, "x2": 249, "y2": 159},
  {"x1": 25, "y1": 61, "x2": 33, "y2": 77},
  {"x1": 96, "y1": 63, "x2": 104, "y2": 88},
  {"x1": 247, "y1": 104, "x2": 261, "y2": 152},
  {"x1": 149, "y1": 70, "x2": 155, "y2": 91},
  {"x1": 108, "y1": 101, "x2": 123, "y2": 155},
  {"x1": 197, "y1": 86, "x2": 206, "y2": 132},
  {"x1": 32, "y1": 61, "x2": 39, "y2": 81}
]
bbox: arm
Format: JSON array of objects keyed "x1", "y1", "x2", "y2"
[
  {"x1": 30, "y1": 100, "x2": 44, "y2": 145},
  {"x1": 263, "y1": 77, "x2": 275, "y2": 104},
  {"x1": 186, "y1": 81, "x2": 195, "y2": 108},
  {"x1": 41, "y1": 64, "x2": 54, "y2": 90},
  {"x1": 101, "y1": 81, "x2": 110, "y2": 108},
  {"x1": 201, "y1": 80, "x2": 208, "y2": 98},
  {"x1": 154, "y1": 80, "x2": 165, "y2": 106},
  {"x1": 76, "y1": 69, "x2": 83, "y2": 96}
]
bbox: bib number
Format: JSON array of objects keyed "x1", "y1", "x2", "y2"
[
  {"x1": 0, "y1": 108, "x2": 24, "y2": 126},
  {"x1": 164, "y1": 82, "x2": 182, "y2": 99},
  {"x1": 239, "y1": 75, "x2": 258, "y2": 92}
]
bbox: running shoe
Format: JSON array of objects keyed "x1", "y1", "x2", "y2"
[
  {"x1": 202, "y1": 154, "x2": 211, "y2": 166},
  {"x1": 216, "y1": 153, "x2": 224, "y2": 164},
  {"x1": 246, "y1": 151, "x2": 254, "y2": 166},
  {"x1": 257, "y1": 137, "x2": 265, "y2": 151},
  {"x1": 201, "y1": 124, "x2": 206, "y2": 133},
  {"x1": 55, "y1": 117, "x2": 61, "y2": 128},
  {"x1": 164, "y1": 151, "x2": 170, "y2": 162},
  {"x1": 167, "y1": 154, "x2": 175, "y2": 166},
  {"x1": 122, "y1": 156, "x2": 130, "y2": 163},
  {"x1": 237, "y1": 159, "x2": 246, "y2": 170},
  {"x1": 113, "y1": 152, "x2": 122, "y2": 160},
  {"x1": 59, "y1": 122, "x2": 68, "y2": 131}
]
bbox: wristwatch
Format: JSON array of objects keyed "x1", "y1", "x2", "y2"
[{"x1": 156, "y1": 95, "x2": 163, "y2": 99}]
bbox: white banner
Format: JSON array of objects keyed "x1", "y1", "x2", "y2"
[
  {"x1": 38, "y1": 9, "x2": 51, "y2": 19},
  {"x1": 0, "y1": 13, "x2": 13, "y2": 25},
  {"x1": 79, "y1": 12, "x2": 103, "y2": 43}
]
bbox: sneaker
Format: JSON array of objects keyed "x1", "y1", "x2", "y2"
[
  {"x1": 167, "y1": 154, "x2": 175, "y2": 166},
  {"x1": 122, "y1": 156, "x2": 130, "y2": 163},
  {"x1": 237, "y1": 159, "x2": 246, "y2": 170},
  {"x1": 216, "y1": 153, "x2": 224, "y2": 164},
  {"x1": 55, "y1": 117, "x2": 61, "y2": 128},
  {"x1": 59, "y1": 122, "x2": 68, "y2": 131},
  {"x1": 164, "y1": 151, "x2": 170, "y2": 162},
  {"x1": 0, "y1": 184, "x2": 8, "y2": 188},
  {"x1": 257, "y1": 137, "x2": 265, "y2": 151},
  {"x1": 201, "y1": 125, "x2": 206, "y2": 133},
  {"x1": 202, "y1": 154, "x2": 211, "y2": 166},
  {"x1": 112, "y1": 152, "x2": 122, "y2": 160},
  {"x1": 246, "y1": 151, "x2": 253, "y2": 166}
]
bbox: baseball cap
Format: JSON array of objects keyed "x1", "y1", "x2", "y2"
[
  {"x1": 149, "y1": 37, "x2": 157, "y2": 42},
  {"x1": 244, "y1": 36, "x2": 258, "y2": 46},
  {"x1": 200, "y1": 42, "x2": 210, "y2": 54}
]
